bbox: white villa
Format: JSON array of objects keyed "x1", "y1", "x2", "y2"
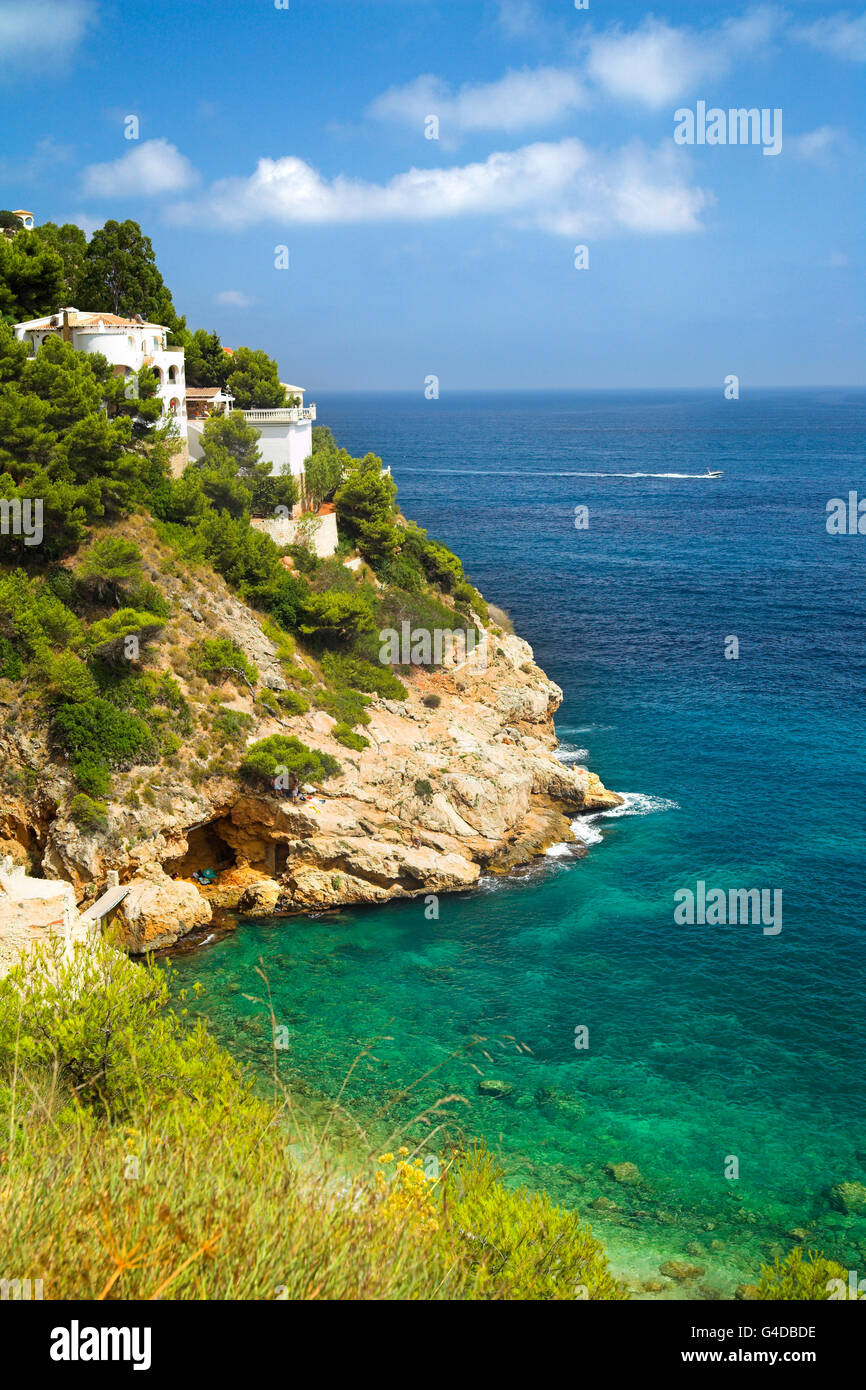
[
  {"x1": 186, "y1": 378, "x2": 315, "y2": 478},
  {"x1": 14, "y1": 308, "x2": 188, "y2": 458},
  {"x1": 13, "y1": 308, "x2": 316, "y2": 481}
]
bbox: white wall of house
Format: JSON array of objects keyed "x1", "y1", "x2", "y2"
[
  {"x1": 243, "y1": 413, "x2": 314, "y2": 477},
  {"x1": 251, "y1": 510, "x2": 338, "y2": 558}
]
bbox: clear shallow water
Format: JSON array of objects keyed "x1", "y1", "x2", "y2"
[{"x1": 171, "y1": 390, "x2": 866, "y2": 1295}]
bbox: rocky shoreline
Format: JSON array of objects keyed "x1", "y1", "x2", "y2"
[{"x1": 1, "y1": 586, "x2": 621, "y2": 960}]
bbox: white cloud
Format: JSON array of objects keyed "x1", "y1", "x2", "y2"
[
  {"x1": 369, "y1": 7, "x2": 784, "y2": 135},
  {"x1": 531, "y1": 141, "x2": 713, "y2": 238},
  {"x1": 496, "y1": 0, "x2": 539, "y2": 39},
  {"x1": 582, "y1": 8, "x2": 782, "y2": 109},
  {"x1": 68, "y1": 212, "x2": 102, "y2": 237},
  {"x1": 168, "y1": 138, "x2": 711, "y2": 240},
  {"x1": 215, "y1": 290, "x2": 256, "y2": 307},
  {"x1": 793, "y1": 13, "x2": 866, "y2": 62},
  {"x1": 369, "y1": 67, "x2": 587, "y2": 136},
  {"x1": 0, "y1": 0, "x2": 92, "y2": 70},
  {"x1": 82, "y1": 139, "x2": 199, "y2": 198},
  {"x1": 787, "y1": 125, "x2": 846, "y2": 161}
]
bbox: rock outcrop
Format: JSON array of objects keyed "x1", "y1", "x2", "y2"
[
  {"x1": 111, "y1": 867, "x2": 213, "y2": 954},
  {"x1": 0, "y1": 576, "x2": 621, "y2": 952},
  {"x1": 0, "y1": 856, "x2": 90, "y2": 976}
]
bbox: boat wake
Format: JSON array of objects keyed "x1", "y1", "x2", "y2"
[{"x1": 396, "y1": 469, "x2": 720, "y2": 479}]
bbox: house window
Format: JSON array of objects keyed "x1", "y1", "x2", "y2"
[
  {"x1": 168, "y1": 364, "x2": 178, "y2": 383},
  {"x1": 169, "y1": 398, "x2": 179, "y2": 415}
]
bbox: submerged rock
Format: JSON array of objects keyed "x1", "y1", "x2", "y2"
[
  {"x1": 478, "y1": 1078, "x2": 514, "y2": 1098},
  {"x1": 829, "y1": 1181, "x2": 866, "y2": 1215},
  {"x1": 659, "y1": 1260, "x2": 706, "y2": 1282},
  {"x1": 604, "y1": 1161, "x2": 643, "y2": 1186}
]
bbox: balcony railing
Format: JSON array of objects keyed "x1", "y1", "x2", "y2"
[{"x1": 240, "y1": 405, "x2": 316, "y2": 425}]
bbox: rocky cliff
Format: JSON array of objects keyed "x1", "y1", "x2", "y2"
[{"x1": 0, "y1": 521, "x2": 620, "y2": 954}]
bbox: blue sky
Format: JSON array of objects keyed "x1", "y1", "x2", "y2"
[{"x1": 0, "y1": 0, "x2": 863, "y2": 387}]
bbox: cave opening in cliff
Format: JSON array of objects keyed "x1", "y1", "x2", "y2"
[
  {"x1": 0, "y1": 817, "x2": 47, "y2": 875},
  {"x1": 165, "y1": 822, "x2": 236, "y2": 879},
  {"x1": 273, "y1": 843, "x2": 290, "y2": 877}
]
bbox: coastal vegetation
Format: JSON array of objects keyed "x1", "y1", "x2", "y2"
[
  {"x1": 0, "y1": 938, "x2": 626, "y2": 1300},
  {"x1": 0, "y1": 217, "x2": 481, "y2": 815},
  {"x1": 0, "y1": 217, "x2": 845, "y2": 1301}
]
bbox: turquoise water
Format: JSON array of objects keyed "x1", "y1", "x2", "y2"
[{"x1": 170, "y1": 390, "x2": 866, "y2": 1294}]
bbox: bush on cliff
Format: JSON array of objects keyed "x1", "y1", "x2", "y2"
[
  {"x1": 332, "y1": 721, "x2": 370, "y2": 751},
  {"x1": 68, "y1": 793, "x2": 109, "y2": 832},
  {"x1": 320, "y1": 651, "x2": 407, "y2": 701},
  {"x1": 53, "y1": 697, "x2": 158, "y2": 786},
  {"x1": 189, "y1": 636, "x2": 259, "y2": 690},
  {"x1": 241, "y1": 733, "x2": 341, "y2": 787}
]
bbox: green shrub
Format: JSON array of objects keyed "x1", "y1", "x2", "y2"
[
  {"x1": 419, "y1": 537, "x2": 463, "y2": 593},
  {"x1": 316, "y1": 685, "x2": 370, "y2": 728},
  {"x1": 213, "y1": 708, "x2": 254, "y2": 744},
  {"x1": 126, "y1": 579, "x2": 171, "y2": 618},
  {"x1": 446, "y1": 1146, "x2": 626, "y2": 1300},
  {"x1": 454, "y1": 581, "x2": 488, "y2": 621},
  {"x1": 321, "y1": 652, "x2": 407, "y2": 700},
  {"x1": 381, "y1": 554, "x2": 424, "y2": 592},
  {"x1": 68, "y1": 793, "x2": 109, "y2": 832},
  {"x1": 262, "y1": 571, "x2": 310, "y2": 630},
  {"x1": 241, "y1": 734, "x2": 341, "y2": 787},
  {"x1": 333, "y1": 722, "x2": 369, "y2": 751},
  {"x1": 0, "y1": 939, "x2": 232, "y2": 1119},
  {"x1": 278, "y1": 690, "x2": 310, "y2": 716},
  {"x1": 75, "y1": 535, "x2": 143, "y2": 602},
  {"x1": 414, "y1": 778, "x2": 433, "y2": 800},
  {"x1": 0, "y1": 636, "x2": 24, "y2": 680},
  {"x1": 0, "y1": 570, "x2": 83, "y2": 660},
  {"x1": 85, "y1": 608, "x2": 163, "y2": 664},
  {"x1": 71, "y1": 757, "x2": 111, "y2": 797},
  {"x1": 752, "y1": 1249, "x2": 850, "y2": 1300},
  {"x1": 298, "y1": 590, "x2": 376, "y2": 648},
  {"x1": 422, "y1": 693, "x2": 441, "y2": 709},
  {"x1": 54, "y1": 697, "x2": 157, "y2": 777},
  {"x1": 190, "y1": 637, "x2": 258, "y2": 689},
  {"x1": 39, "y1": 652, "x2": 98, "y2": 705}
]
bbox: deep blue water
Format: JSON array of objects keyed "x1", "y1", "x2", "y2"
[{"x1": 173, "y1": 390, "x2": 866, "y2": 1293}]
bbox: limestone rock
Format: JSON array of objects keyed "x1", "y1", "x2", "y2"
[
  {"x1": 237, "y1": 877, "x2": 282, "y2": 916},
  {"x1": 0, "y1": 549, "x2": 622, "y2": 946},
  {"x1": 113, "y1": 869, "x2": 211, "y2": 953}
]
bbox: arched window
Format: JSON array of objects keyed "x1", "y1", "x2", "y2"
[
  {"x1": 169, "y1": 398, "x2": 180, "y2": 415},
  {"x1": 168, "y1": 364, "x2": 178, "y2": 383}
]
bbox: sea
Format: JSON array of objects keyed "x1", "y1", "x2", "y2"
[{"x1": 170, "y1": 389, "x2": 866, "y2": 1296}]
